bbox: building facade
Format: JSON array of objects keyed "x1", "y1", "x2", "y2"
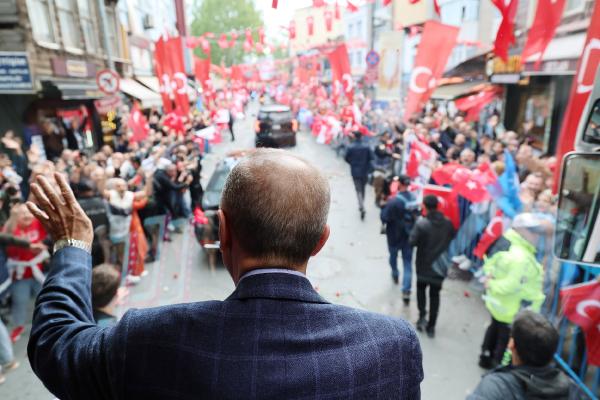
[{"x1": 289, "y1": 4, "x2": 344, "y2": 55}]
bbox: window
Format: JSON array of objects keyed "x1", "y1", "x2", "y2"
[
  {"x1": 77, "y1": 0, "x2": 98, "y2": 52},
  {"x1": 56, "y1": 0, "x2": 82, "y2": 49},
  {"x1": 564, "y1": 0, "x2": 584, "y2": 14},
  {"x1": 348, "y1": 22, "x2": 354, "y2": 38},
  {"x1": 357, "y1": 21, "x2": 363, "y2": 37},
  {"x1": 26, "y1": 0, "x2": 55, "y2": 43},
  {"x1": 105, "y1": 9, "x2": 120, "y2": 58}
]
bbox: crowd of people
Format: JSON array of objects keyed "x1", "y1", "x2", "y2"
[
  {"x1": 0, "y1": 77, "x2": 590, "y2": 397},
  {"x1": 0, "y1": 87, "x2": 255, "y2": 384}
]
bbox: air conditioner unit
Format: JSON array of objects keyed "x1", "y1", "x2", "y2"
[{"x1": 143, "y1": 14, "x2": 154, "y2": 30}]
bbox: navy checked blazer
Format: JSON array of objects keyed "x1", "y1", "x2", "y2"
[{"x1": 28, "y1": 247, "x2": 423, "y2": 399}]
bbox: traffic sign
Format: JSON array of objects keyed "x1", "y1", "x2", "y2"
[
  {"x1": 96, "y1": 69, "x2": 120, "y2": 95},
  {"x1": 366, "y1": 50, "x2": 380, "y2": 67}
]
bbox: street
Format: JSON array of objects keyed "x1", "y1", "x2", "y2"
[{"x1": 1, "y1": 109, "x2": 490, "y2": 399}]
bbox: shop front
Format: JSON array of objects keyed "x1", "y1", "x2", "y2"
[
  {"x1": 0, "y1": 51, "x2": 36, "y2": 143},
  {"x1": 486, "y1": 36, "x2": 582, "y2": 154}
]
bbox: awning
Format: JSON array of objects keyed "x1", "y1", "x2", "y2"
[
  {"x1": 120, "y1": 78, "x2": 162, "y2": 108},
  {"x1": 431, "y1": 81, "x2": 487, "y2": 101},
  {"x1": 525, "y1": 33, "x2": 586, "y2": 63},
  {"x1": 136, "y1": 76, "x2": 161, "y2": 93},
  {"x1": 41, "y1": 79, "x2": 103, "y2": 100}
]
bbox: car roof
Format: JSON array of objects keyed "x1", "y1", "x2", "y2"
[{"x1": 259, "y1": 104, "x2": 291, "y2": 113}]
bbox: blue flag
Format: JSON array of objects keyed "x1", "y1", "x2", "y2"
[{"x1": 497, "y1": 150, "x2": 522, "y2": 218}]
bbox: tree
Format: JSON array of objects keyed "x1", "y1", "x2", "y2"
[{"x1": 190, "y1": 0, "x2": 264, "y2": 66}]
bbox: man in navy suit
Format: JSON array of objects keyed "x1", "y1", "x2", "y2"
[{"x1": 26, "y1": 149, "x2": 423, "y2": 399}]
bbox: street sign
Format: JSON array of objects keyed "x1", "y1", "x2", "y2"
[
  {"x1": 0, "y1": 52, "x2": 34, "y2": 93},
  {"x1": 96, "y1": 69, "x2": 120, "y2": 95},
  {"x1": 366, "y1": 50, "x2": 380, "y2": 67}
]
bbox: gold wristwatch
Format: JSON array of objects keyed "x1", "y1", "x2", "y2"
[{"x1": 53, "y1": 238, "x2": 92, "y2": 254}]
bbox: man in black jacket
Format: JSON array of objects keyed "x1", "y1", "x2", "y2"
[
  {"x1": 467, "y1": 310, "x2": 572, "y2": 400},
  {"x1": 409, "y1": 195, "x2": 455, "y2": 337},
  {"x1": 344, "y1": 131, "x2": 374, "y2": 220}
]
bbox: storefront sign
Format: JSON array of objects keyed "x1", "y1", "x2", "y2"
[
  {"x1": 522, "y1": 59, "x2": 579, "y2": 75},
  {"x1": 51, "y1": 57, "x2": 97, "y2": 78},
  {"x1": 0, "y1": 52, "x2": 33, "y2": 93},
  {"x1": 487, "y1": 55, "x2": 523, "y2": 84}
]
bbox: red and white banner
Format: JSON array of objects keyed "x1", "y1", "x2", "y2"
[
  {"x1": 154, "y1": 37, "x2": 173, "y2": 113},
  {"x1": 403, "y1": 21, "x2": 459, "y2": 122},
  {"x1": 289, "y1": 21, "x2": 296, "y2": 39},
  {"x1": 327, "y1": 44, "x2": 353, "y2": 102},
  {"x1": 521, "y1": 0, "x2": 566, "y2": 68},
  {"x1": 554, "y1": 0, "x2": 600, "y2": 191},
  {"x1": 492, "y1": 0, "x2": 519, "y2": 62},
  {"x1": 560, "y1": 280, "x2": 600, "y2": 366},
  {"x1": 194, "y1": 57, "x2": 210, "y2": 90}
]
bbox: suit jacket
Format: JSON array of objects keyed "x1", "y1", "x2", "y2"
[{"x1": 28, "y1": 247, "x2": 423, "y2": 399}]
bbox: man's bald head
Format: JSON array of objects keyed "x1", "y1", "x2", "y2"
[{"x1": 220, "y1": 149, "x2": 331, "y2": 265}]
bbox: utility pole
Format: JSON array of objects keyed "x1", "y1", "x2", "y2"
[
  {"x1": 369, "y1": 1, "x2": 377, "y2": 100},
  {"x1": 97, "y1": 0, "x2": 115, "y2": 70}
]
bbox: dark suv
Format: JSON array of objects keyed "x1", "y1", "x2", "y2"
[{"x1": 255, "y1": 104, "x2": 298, "y2": 148}]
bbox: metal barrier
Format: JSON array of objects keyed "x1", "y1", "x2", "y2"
[{"x1": 551, "y1": 262, "x2": 600, "y2": 400}]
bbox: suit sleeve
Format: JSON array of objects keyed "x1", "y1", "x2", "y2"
[
  {"x1": 28, "y1": 247, "x2": 125, "y2": 400},
  {"x1": 405, "y1": 325, "x2": 424, "y2": 399}
]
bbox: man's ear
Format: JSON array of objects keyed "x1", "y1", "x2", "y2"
[
  {"x1": 217, "y1": 209, "x2": 229, "y2": 249},
  {"x1": 311, "y1": 225, "x2": 330, "y2": 257}
]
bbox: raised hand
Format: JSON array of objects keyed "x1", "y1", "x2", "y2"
[{"x1": 26, "y1": 172, "x2": 93, "y2": 246}]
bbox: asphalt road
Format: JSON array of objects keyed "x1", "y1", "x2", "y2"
[{"x1": 1, "y1": 106, "x2": 490, "y2": 399}]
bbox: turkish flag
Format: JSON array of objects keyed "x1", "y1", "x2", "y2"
[
  {"x1": 432, "y1": 162, "x2": 466, "y2": 186},
  {"x1": 166, "y1": 36, "x2": 190, "y2": 115},
  {"x1": 335, "y1": 1, "x2": 341, "y2": 19},
  {"x1": 324, "y1": 10, "x2": 333, "y2": 32},
  {"x1": 423, "y1": 185, "x2": 460, "y2": 229},
  {"x1": 383, "y1": 0, "x2": 392, "y2": 5},
  {"x1": 347, "y1": 1, "x2": 359, "y2": 12},
  {"x1": 491, "y1": 0, "x2": 519, "y2": 62},
  {"x1": 473, "y1": 210, "x2": 505, "y2": 259},
  {"x1": 163, "y1": 112, "x2": 185, "y2": 135},
  {"x1": 434, "y1": 0, "x2": 441, "y2": 15},
  {"x1": 194, "y1": 57, "x2": 210, "y2": 89},
  {"x1": 406, "y1": 147, "x2": 420, "y2": 178},
  {"x1": 403, "y1": 21, "x2": 459, "y2": 122},
  {"x1": 452, "y1": 168, "x2": 491, "y2": 203},
  {"x1": 128, "y1": 103, "x2": 150, "y2": 143},
  {"x1": 455, "y1": 87, "x2": 503, "y2": 122},
  {"x1": 218, "y1": 33, "x2": 229, "y2": 49},
  {"x1": 561, "y1": 280, "x2": 600, "y2": 366},
  {"x1": 245, "y1": 28, "x2": 254, "y2": 46},
  {"x1": 200, "y1": 37, "x2": 211, "y2": 55},
  {"x1": 307, "y1": 16, "x2": 315, "y2": 36},
  {"x1": 289, "y1": 21, "x2": 296, "y2": 39},
  {"x1": 521, "y1": 0, "x2": 566, "y2": 68},
  {"x1": 554, "y1": 0, "x2": 600, "y2": 192},
  {"x1": 272, "y1": 0, "x2": 278, "y2": 9},
  {"x1": 154, "y1": 37, "x2": 173, "y2": 113},
  {"x1": 327, "y1": 44, "x2": 353, "y2": 102},
  {"x1": 313, "y1": 0, "x2": 326, "y2": 7}
]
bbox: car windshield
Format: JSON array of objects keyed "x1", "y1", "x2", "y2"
[{"x1": 259, "y1": 111, "x2": 292, "y2": 122}]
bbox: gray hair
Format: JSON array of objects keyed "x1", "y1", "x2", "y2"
[{"x1": 220, "y1": 149, "x2": 331, "y2": 265}]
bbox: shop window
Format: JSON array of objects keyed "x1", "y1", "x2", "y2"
[
  {"x1": 26, "y1": 0, "x2": 56, "y2": 44},
  {"x1": 56, "y1": 0, "x2": 83, "y2": 50},
  {"x1": 77, "y1": 0, "x2": 99, "y2": 53},
  {"x1": 357, "y1": 21, "x2": 363, "y2": 38}
]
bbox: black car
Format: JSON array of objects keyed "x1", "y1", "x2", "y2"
[{"x1": 254, "y1": 104, "x2": 298, "y2": 148}]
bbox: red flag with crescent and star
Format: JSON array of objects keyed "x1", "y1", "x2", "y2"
[
  {"x1": 560, "y1": 280, "x2": 600, "y2": 366},
  {"x1": 403, "y1": 21, "x2": 459, "y2": 122},
  {"x1": 422, "y1": 185, "x2": 460, "y2": 229},
  {"x1": 327, "y1": 44, "x2": 354, "y2": 102},
  {"x1": 521, "y1": 0, "x2": 566, "y2": 68},
  {"x1": 128, "y1": 102, "x2": 150, "y2": 143},
  {"x1": 491, "y1": 0, "x2": 519, "y2": 62}
]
